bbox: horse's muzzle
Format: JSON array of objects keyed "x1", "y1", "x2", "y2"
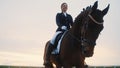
[{"x1": 83, "y1": 50, "x2": 94, "y2": 57}]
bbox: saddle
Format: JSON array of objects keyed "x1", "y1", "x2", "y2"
[
  {"x1": 54, "y1": 32, "x2": 63, "y2": 48},
  {"x1": 51, "y1": 31, "x2": 67, "y2": 54}
]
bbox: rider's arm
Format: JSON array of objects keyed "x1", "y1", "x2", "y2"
[
  {"x1": 69, "y1": 15, "x2": 73, "y2": 27},
  {"x1": 56, "y1": 13, "x2": 62, "y2": 27}
]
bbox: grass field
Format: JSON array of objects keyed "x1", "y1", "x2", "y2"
[
  {"x1": 0, "y1": 66, "x2": 42, "y2": 68},
  {"x1": 0, "y1": 65, "x2": 120, "y2": 68}
]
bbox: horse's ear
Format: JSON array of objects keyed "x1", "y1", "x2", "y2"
[
  {"x1": 102, "y1": 4, "x2": 110, "y2": 16},
  {"x1": 92, "y1": 1, "x2": 98, "y2": 11}
]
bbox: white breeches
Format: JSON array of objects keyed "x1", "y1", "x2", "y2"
[{"x1": 50, "y1": 31, "x2": 62, "y2": 45}]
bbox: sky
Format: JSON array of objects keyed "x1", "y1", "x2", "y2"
[{"x1": 0, "y1": 0, "x2": 120, "y2": 67}]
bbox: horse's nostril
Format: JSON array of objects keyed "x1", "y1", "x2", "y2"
[
  {"x1": 84, "y1": 51, "x2": 87, "y2": 54},
  {"x1": 82, "y1": 50, "x2": 87, "y2": 55}
]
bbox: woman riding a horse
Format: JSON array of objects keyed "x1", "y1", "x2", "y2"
[
  {"x1": 44, "y1": 1, "x2": 109, "y2": 68},
  {"x1": 43, "y1": 2, "x2": 73, "y2": 66}
]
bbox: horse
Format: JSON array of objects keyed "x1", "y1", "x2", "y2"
[{"x1": 43, "y1": 1, "x2": 109, "y2": 68}]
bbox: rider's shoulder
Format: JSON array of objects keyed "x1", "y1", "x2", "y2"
[
  {"x1": 66, "y1": 13, "x2": 71, "y2": 16},
  {"x1": 67, "y1": 13, "x2": 72, "y2": 17},
  {"x1": 56, "y1": 13, "x2": 62, "y2": 17},
  {"x1": 56, "y1": 13, "x2": 62, "y2": 15}
]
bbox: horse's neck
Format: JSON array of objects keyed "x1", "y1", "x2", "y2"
[
  {"x1": 70, "y1": 11, "x2": 86, "y2": 38},
  {"x1": 70, "y1": 22, "x2": 81, "y2": 37}
]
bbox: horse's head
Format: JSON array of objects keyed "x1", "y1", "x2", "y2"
[
  {"x1": 82, "y1": 1, "x2": 110, "y2": 57},
  {"x1": 74, "y1": 1, "x2": 110, "y2": 57}
]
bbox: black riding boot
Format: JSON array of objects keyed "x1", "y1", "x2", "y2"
[{"x1": 44, "y1": 43, "x2": 54, "y2": 66}]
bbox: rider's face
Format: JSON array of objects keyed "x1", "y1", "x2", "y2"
[{"x1": 61, "y1": 3, "x2": 68, "y2": 12}]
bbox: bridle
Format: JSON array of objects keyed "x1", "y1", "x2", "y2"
[
  {"x1": 88, "y1": 14, "x2": 103, "y2": 25},
  {"x1": 81, "y1": 13, "x2": 103, "y2": 47},
  {"x1": 69, "y1": 13, "x2": 103, "y2": 48},
  {"x1": 68, "y1": 13, "x2": 103, "y2": 56}
]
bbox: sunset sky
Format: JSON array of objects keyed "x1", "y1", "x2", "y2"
[{"x1": 0, "y1": 0, "x2": 120, "y2": 67}]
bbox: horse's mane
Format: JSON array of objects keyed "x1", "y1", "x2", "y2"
[
  {"x1": 72, "y1": 6, "x2": 92, "y2": 34},
  {"x1": 74, "y1": 6, "x2": 92, "y2": 25}
]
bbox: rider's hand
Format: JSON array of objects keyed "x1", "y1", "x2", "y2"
[{"x1": 61, "y1": 26, "x2": 67, "y2": 30}]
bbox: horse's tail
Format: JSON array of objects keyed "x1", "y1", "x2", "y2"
[{"x1": 43, "y1": 41, "x2": 50, "y2": 61}]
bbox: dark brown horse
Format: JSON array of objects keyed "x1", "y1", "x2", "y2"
[{"x1": 44, "y1": 1, "x2": 109, "y2": 68}]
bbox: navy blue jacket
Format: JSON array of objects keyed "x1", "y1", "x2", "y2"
[{"x1": 56, "y1": 13, "x2": 73, "y2": 31}]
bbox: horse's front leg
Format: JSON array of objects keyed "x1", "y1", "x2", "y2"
[
  {"x1": 75, "y1": 63, "x2": 85, "y2": 68},
  {"x1": 56, "y1": 66, "x2": 62, "y2": 68},
  {"x1": 55, "y1": 64, "x2": 62, "y2": 68},
  {"x1": 62, "y1": 62, "x2": 72, "y2": 68},
  {"x1": 75, "y1": 65, "x2": 85, "y2": 68},
  {"x1": 63, "y1": 65, "x2": 72, "y2": 68}
]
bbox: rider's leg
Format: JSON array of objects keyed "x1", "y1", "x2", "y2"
[
  {"x1": 44, "y1": 31, "x2": 62, "y2": 66},
  {"x1": 50, "y1": 31, "x2": 62, "y2": 45}
]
